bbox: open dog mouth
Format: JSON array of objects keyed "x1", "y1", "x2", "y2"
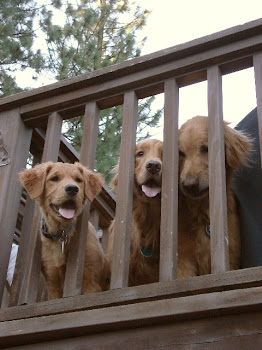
[
  {"x1": 50, "y1": 200, "x2": 77, "y2": 219},
  {"x1": 139, "y1": 179, "x2": 161, "y2": 198}
]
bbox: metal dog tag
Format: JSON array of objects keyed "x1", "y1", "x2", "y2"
[{"x1": 60, "y1": 232, "x2": 67, "y2": 254}]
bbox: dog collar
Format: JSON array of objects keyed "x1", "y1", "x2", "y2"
[
  {"x1": 140, "y1": 245, "x2": 153, "y2": 257},
  {"x1": 206, "y1": 225, "x2": 211, "y2": 238},
  {"x1": 41, "y1": 218, "x2": 74, "y2": 254}
]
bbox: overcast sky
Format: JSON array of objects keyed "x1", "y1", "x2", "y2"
[{"x1": 137, "y1": 0, "x2": 261, "y2": 138}]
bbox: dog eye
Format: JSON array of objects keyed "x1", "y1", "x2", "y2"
[
  {"x1": 75, "y1": 177, "x2": 82, "y2": 183},
  {"x1": 200, "y1": 145, "x2": 208, "y2": 153},
  {"x1": 179, "y1": 150, "x2": 185, "y2": 158},
  {"x1": 50, "y1": 176, "x2": 59, "y2": 182},
  {"x1": 136, "y1": 151, "x2": 144, "y2": 157}
]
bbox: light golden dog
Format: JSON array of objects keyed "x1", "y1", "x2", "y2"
[
  {"x1": 108, "y1": 139, "x2": 163, "y2": 286},
  {"x1": 178, "y1": 116, "x2": 252, "y2": 275},
  {"x1": 19, "y1": 162, "x2": 110, "y2": 300}
]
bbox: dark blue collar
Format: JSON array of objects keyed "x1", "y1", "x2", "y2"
[
  {"x1": 41, "y1": 218, "x2": 74, "y2": 243},
  {"x1": 206, "y1": 225, "x2": 211, "y2": 238}
]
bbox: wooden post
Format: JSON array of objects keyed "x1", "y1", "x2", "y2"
[
  {"x1": 160, "y1": 79, "x2": 179, "y2": 281},
  {"x1": 18, "y1": 112, "x2": 62, "y2": 304},
  {"x1": 110, "y1": 91, "x2": 138, "y2": 289},
  {"x1": 253, "y1": 53, "x2": 262, "y2": 167},
  {"x1": 63, "y1": 102, "x2": 100, "y2": 297},
  {"x1": 207, "y1": 66, "x2": 229, "y2": 273},
  {"x1": 0, "y1": 109, "x2": 32, "y2": 305}
]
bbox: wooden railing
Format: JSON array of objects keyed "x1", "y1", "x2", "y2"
[{"x1": 0, "y1": 18, "x2": 262, "y2": 348}]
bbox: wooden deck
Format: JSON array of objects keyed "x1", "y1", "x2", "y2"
[{"x1": 0, "y1": 18, "x2": 262, "y2": 349}]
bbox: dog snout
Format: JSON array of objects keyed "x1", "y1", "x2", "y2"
[
  {"x1": 182, "y1": 176, "x2": 199, "y2": 193},
  {"x1": 146, "y1": 161, "x2": 161, "y2": 175},
  {"x1": 65, "y1": 184, "x2": 79, "y2": 196}
]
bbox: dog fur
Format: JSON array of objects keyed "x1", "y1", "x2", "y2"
[
  {"x1": 19, "y1": 161, "x2": 110, "y2": 300},
  {"x1": 108, "y1": 139, "x2": 163, "y2": 286},
  {"x1": 178, "y1": 116, "x2": 252, "y2": 275}
]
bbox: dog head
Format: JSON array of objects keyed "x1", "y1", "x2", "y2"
[
  {"x1": 111, "y1": 139, "x2": 163, "y2": 202},
  {"x1": 19, "y1": 162, "x2": 104, "y2": 222},
  {"x1": 178, "y1": 116, "x2": 252, "y2": 199}
]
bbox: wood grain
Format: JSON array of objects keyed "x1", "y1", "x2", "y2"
[
  {"x1": 160, "y1": 78, "x2": 179, "y2": 281},
  {"x1": 0, "y1": 109, "x2": 32, "y2": 305},
  {"x1": 207, "y1": 66, "x2": 229, "y2": 273},
  {"x1": 253, "y1": 52, "x2": 262, "y2": 166},
  {"x1": 110, "y1": 91, "x2": 138, "y2": 289}
]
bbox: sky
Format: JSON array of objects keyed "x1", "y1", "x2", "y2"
[
  {"x1": 15, "y1": 0, "x2": 262, "y2": 139},
  {"x1": 136, "y1": 0, "x2": 261, "y2": 138}
]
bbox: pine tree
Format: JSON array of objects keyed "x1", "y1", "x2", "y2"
[
  {"x1": 40, "y1": 0, "x2": 162, "y2": 183},
  {"x1": 0, "y1": 0, "x2": 43, "y2": 97}
]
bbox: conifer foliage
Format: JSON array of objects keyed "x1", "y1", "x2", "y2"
[
  {"x1": 1, "y1": 0, "x2": 162, "y2": 182},
  {"x1": 0, "y1": 0, "x2": 42, "y2": 96}
]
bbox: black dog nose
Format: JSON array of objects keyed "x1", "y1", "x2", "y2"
[
  {"x1": 65, "y1": 184, "x2": 79, "y2": 196},
  {"x1": 182, "y1": 177, "x2": 199, "y2": 194},
  {"x1": 146, "y1": 161, "x2": 161, "y2": 174}
]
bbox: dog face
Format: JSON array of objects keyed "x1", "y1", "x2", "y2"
[
  {"x1": 19, "y1": 162, "x2": 103, "y2": 222},
  {"x1": 134, "y1": 139, "x2": 163, "y2": 201},
  {"x1": 178, "y1": 116, "x2": 251, "y2": 199},
  {"x1": 110, "y1": 139, "x2": 163, "y2": 202}
]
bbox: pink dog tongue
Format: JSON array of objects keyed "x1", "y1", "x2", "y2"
[
  {"x1": 58, "y1": 208, "x2": 75, "y2": 219},
  {"x1": 142, "y1": 185, "x2": 161, "y2": 198}
]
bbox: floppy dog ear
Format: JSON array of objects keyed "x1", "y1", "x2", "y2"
[
  {"x1": 76, "y1": 163, "x2": 104, "y2": 202},
  {"x1": 224, "y1": 123, "x2": 252, "y2": 169},
  {"x1": 19, "y1": 162, "x2": 54, "y2": 199}
]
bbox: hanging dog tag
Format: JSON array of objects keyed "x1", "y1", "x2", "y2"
[{"x1": 60, "y1": 232, "x2": 67, "y2": 254}]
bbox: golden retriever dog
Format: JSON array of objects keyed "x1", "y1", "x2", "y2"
[
  {"x1": 178, "y1": 116, "x2": 252, "y2": 275},
  {"x1": 19, "y1": 162, "x2": 110, "y2": 300},
  {"x1": 108, "y1": 139, "x2": 163, "y2": 286}
]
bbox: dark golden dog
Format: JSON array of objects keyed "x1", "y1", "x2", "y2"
[
  {"x1": 19, "y1": 162, "x2": 110, "y2": 300},
  {"x1": 178, "y1": 116, "x2": 252, "y2": 275},
  {"x1": 108, "y1": 139, "x2": 163, "y2": 286}
]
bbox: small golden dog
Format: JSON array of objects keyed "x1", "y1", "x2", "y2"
[
  {"x1": 178, "y1": 116, "x2": 252, "y2": 275},
  {"x1": 108, "y1": 139, "x2": 163, "y2": 286},
  {"x1": 19, "y1": 162, "x2": 110, "y2": 300}
]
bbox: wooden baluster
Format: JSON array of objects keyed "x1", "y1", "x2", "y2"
[
  {"x1": 0, "y1": 108, "x2": 32, "y2": 306},
  {"x1": 207, "y1": 66, "x2": 229, "y2": 273},
  {"x1": 63, "y1": 102, "x2": 99, "y2": 297},
  {"x1": 110, "y1": 91, "x2": 138, "y2": 289},
  {"x1": 253, "y1": 53, "x2": 262, "y2": 166},
  {"x1": 9, "y1": 155, "x2": 41, "y2": 306},
  {"x1": 159, "y1": 79, "x2": 179, "y2": 281},
  {"x1": 18, "y1": 112, "x2": 62, "y2": 304}
]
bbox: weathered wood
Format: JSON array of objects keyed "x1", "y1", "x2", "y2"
[
  {"x1": 9, "y1": 155, "x2": 41, "y2": 307},
  {"x1": 253, "y1": 52, "x2": 262, "y2": 166},
  {"x1": 1, "y1": 18, "x2": 262, "y2": 350},
  {"x1": 18, "y1": 112, "x2": 63, "y2": 304},
  {"x1": 9, "y1": 196, "x2": 35, "y2": 306},
  {"x1": 63, "y1": 103, "x2": 99, "y2": 297},
  {"x1": 2, "y1": 266, "x2": 262, "y2": 323},
  {"x1": 6, "y1": 312, "x2": 262, "y2": 349},
  {"x1": 1, "y1": 286, "x2": 262, "y2": 347},
  {"x1": 80, "y1": 102, "x2": 100, "y2": 169},
  {"x1": 42, "y1": 112, "x2": 63, "y2": 162},
  {"x1": 110, "y1": 91, "x2": 138, "y2": 289},
  {"x1": 207, "y1": 66, "x2": 229, "y2": 273},
  {"x1": 18, "y1": 32, "x2": 262, "y2": 124},
  {"x1": 0, "y1": 109, "x2": 32, "y2": 306},
  {"x1": 159, "y1": 79, "x2": 179, "y2": 281},
  {"x1": 1, "y1": 18, "x2": 262, "y2": 116}
]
